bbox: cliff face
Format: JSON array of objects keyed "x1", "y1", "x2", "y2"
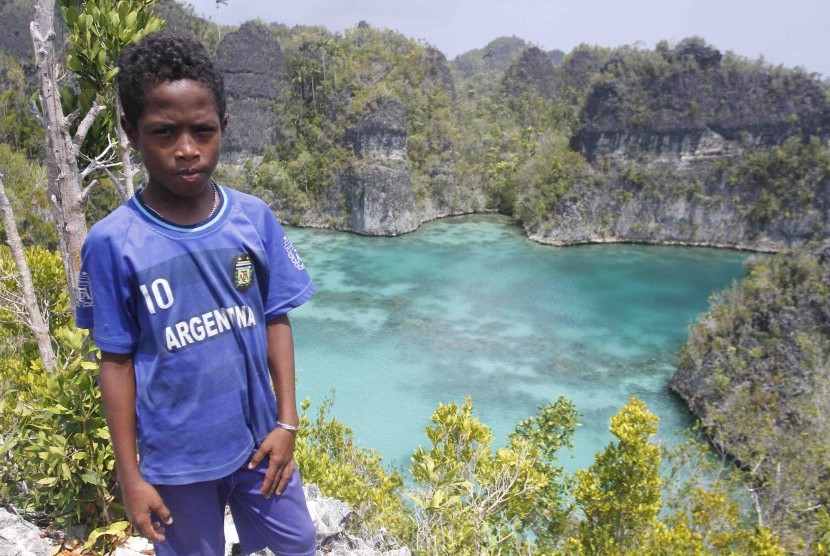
[
  {"x1": 502, "y1": 46, "x2": 557, "y2": 99},
  {"x1": 339, "y1": 96, "x2": 420, "y2": 235},
  {"x1": 671, "y1": 251, "x2": 830, "y2": 548},
  {"x1": 217, "y1": 21, "x2": 287, "y2": 156},
  {"x1": 208, "y1": 20, "x2": 474, "y2": 234},
  {"x1": 528, "y1": 157, "x2": 830, "y2": 251},
  {"x1": 524, "y1": 40, "x2": 830, "y2": 252},
  {"x1": 574, "y1": 67, "x2": 830, "y2": 162}
]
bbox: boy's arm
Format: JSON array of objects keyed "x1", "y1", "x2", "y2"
[
  {"x1": 248, "y1": 314, "x2": 300, "y2": 498},
  {"x1": 98, "y1": 351, "x2": 172, "y2": 541}
]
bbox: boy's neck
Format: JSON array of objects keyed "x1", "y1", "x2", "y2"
[{"x1": 140, "y1": 182, "x2": 219, "y2": 226}]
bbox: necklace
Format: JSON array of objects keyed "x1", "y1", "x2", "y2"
[{"x1": 140, "y1": 182, "x2": 219, "y2": 222}]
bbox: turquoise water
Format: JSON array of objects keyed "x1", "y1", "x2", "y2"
[{"x1": 287, "y1": 215, "x2": 750, "y2": 473}]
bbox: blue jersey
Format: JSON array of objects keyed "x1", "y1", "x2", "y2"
[{"x1": 75, "y1": 184, "x2": 315, "y2": 485}]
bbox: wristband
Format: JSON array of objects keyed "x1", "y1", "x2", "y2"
[{"x1": 276, "y1": 420, "x2": 299, "y2": 432}]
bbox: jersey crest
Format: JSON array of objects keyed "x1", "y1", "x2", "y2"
[{"x1": 232, "y1": 253, "x2": 254, "y2": 291}]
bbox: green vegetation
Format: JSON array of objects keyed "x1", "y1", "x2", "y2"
[
  {"x1": 0, "y1": 145, "x2": 55, "y2": 249},
  {"x1": 0, "y1": 250, "x2": 786, "y2": 555},
  {"x1": 0, "y1": 246, "x2": 787, "y2": 554},
  {"x1": 724, "y1": 136, "x2": 830, "y2": 227},
  {"x1": 266, "y1": 23, "x2": 457, "y2": 212},
  {"x1": 0, "y1": 53, "x2": 44, "y2": 158},
  {"x1": 1, "y1": 1, "x2": 829, "y2": 553},
  {"x1": 675, "y1": 251, "x2": 830, "y2": 552}
]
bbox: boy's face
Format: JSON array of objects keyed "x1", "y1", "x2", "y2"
[{"x1": 123, "y1": 79, "x2": 227, "y2": 198}]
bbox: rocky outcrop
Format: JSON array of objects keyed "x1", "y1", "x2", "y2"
[
  {"x1": 217, "y1": 21, "x2": 287, "y2": 156},
  {"x1": 451, "y1": 36, "x2": 529, "y2": 79},
  {"x1": 502, "y1": 47, "x2": 557, "y2": 99},
  {"x1": 2, "y1": 485, "x2": 410, "y2": 556},
  {"x1": 0, "y1": 507, "x2": 52, "y2": 556},
  {"x1": 526, "y1": 158, "x2": 830, "y2": 251},
  {"x1": 340, "y1": 96, "x2": 420, "y2": 235},
  {"x1": 0, "y1": 1, "x2": 36, "y2": 62},
  {"x1": 573, "y1": 43, "x2": 830, "y2": 162},
  {"x1": 423, "y1": 47, "x2": 456, "y2": 102},
  {"x1": 670, "y1": 250, "x2": 830, "y2": 550},
  {"x1": 528, "y1": 39, "x2": 830, "y2": 252}
]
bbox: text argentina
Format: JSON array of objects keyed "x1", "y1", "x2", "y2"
[{"x1": 165, "y1": 305, "x2": 256, "y2": 351}]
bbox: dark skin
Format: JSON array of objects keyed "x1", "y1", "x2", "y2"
[
  {"x1": 121, "y1": 79, "x2": 227, "y2": 225},
  {"x1": 100, "y1": 79, "x2": 301, "y2": 541}
]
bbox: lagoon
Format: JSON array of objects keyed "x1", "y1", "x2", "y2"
[{"x1": 287, "y1": 215, "x2": 750, "y2": 472}]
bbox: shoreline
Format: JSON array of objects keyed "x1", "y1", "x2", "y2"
[{"x1": 284, "y1": 209, "x2": 792, "y2": 255}]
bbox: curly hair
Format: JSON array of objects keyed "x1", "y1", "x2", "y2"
[{"x1": 117, "y1": 30, "x2": 226, "y2": 129}]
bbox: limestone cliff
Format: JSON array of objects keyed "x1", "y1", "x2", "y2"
[
  {"x1": 527, "y1": 150, "x2": 830, "y2": 251},
  {"x1": 339, "y1": 96, "x2": 420, "y2": 235},
  {"x1": 525, "y1": 39, "x2": 830, "y2": 252},
  {"x1": 216, "y1": 21, "x2": 287, "y2": 157},
  {"x1": 573, "y1": 67, "x2": 830, "y2": 162},
  {"x1": 502, "y1": 46, "x2": 557, "y2": 99},
  {"x1": 671, "y1": 250, "x2": 830, "y2": 549}
]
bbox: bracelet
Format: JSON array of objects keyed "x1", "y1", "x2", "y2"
[{"x1": 276, "y1": 420, "x2": 299, "y2": 432}]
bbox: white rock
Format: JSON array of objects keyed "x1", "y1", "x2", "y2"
[{"x1": 0, "y1": 508, "x2": 52, "y2": 556}]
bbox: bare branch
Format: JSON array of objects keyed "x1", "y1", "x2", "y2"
[
  {"x1": 80, "y1": 178, "x2": 99, "y2": 200},
  {"x1": 0, "y1": 170, "x2": 57, "y2": 372},
  {"x1": 65, "y1": 106, "x2": 81, "y2": 129},
  {"x1": 73, "y1": 103, "x2": 107, "y2": 147},
  {"x1": 29, "y1": 99, "x2": 44, "y2": 125}
]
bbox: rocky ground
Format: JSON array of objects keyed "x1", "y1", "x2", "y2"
[{"x1": 0, "y1": 484, "x2": 410, "y2": 556}]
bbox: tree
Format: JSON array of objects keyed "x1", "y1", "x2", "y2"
[
  {"x1": 61, "y1": 0, "x2": 163, "y2": 201},
  {"x1": 0, "y1": 144, "x2": 55, "y2": 249},
  {"x1": 510, "y1": 397, "x2": 579, "y2": 549},
  {"x1": 570, "y1": 397, "x2": 663, "y2": 554},
  {"x1": 29, "y1": 0, "x2": 162, "y2": 308},
  {"x1": 0, "y1": 172, "x2": 56, "y2": 371},
  {"x1": 30, "y1": 0, "x2": 97, "y2": 307},
  {"x1": 408, "y1": 397, "x2": 547, "y2": 554}
]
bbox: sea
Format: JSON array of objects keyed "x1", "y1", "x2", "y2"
[{"x1": 286, "y1": 215, "x2": 750, "y2": 473}]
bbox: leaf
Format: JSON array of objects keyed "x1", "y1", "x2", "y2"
[
  {"x1": 83, "y1": 520, "x2": 130, "y2": 550},
  {"x1": 62, "y1": 6, "x2": 79, "y2": 26},
  {"x1": 104, "y1": 67, "x2": 119, "y2": 84},
  {"x1": 36, "y1": 477, "x2": 57, "y2": 486},
  {"x1": 117, "y1": 2, "x2": 130, "y2": 20},
  {"x1": 125, "y1": 10, "x2": 138, "y2": 31},
  {"x1": 67, "y1": 55, "x2": 84, "y2": 74},
  {"x1": 81, "y1": 471, "x2": 100, "y2": 485}
]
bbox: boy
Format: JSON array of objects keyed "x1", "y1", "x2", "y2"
[{"x1": 75, "y1": 30, "x2": 317, "y2": 555}]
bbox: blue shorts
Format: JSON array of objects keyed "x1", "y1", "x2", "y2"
[{"x1": 152, "y1": 460, "x2": 316, "y2": 556}]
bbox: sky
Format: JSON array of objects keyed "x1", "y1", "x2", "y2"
[{"x1": 184, "y1": 0, "x2": 830, "y2": 78}]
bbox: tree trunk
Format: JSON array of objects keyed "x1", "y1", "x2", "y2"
[
  {"x1": 115, "y1": 95, "x2": 137, "y2": 202},
  {"x1": 0, "y1": 171, "x2": 57, "y2": 372},
  {"x1": 31, "y1": 0, "x2": 88, "y2": 309}
]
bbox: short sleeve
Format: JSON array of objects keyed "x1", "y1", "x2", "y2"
[
  {"x1": 75, "y1": 228, "x2": 139, "y2": 354},
  {"x1": 259, "y1": 212, "x2": 315, "y2": 321}
]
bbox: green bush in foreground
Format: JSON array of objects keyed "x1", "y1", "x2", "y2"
[
  {"x1": 0, "y1": 248, "x2": 787, "y2": 554},
  {"x1": 0, "y1": 327, "x2": 120, "y2": 535},
  {"x1": 1, "y1": 364, "x2": 786, "y2": 554}
]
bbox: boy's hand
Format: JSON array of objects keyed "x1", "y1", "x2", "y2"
[
  {"x1": 120, "y1": 477, "x2": 173, "y2": 542},
  {"x1": 248, "y1": 427, "x2": 296, "y2": 498}
]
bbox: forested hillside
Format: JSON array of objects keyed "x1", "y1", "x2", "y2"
[
  {"x1": 2, "y1": 0, "x2": 829, "y2": 247},
  {"x1": 673, "y1": 249, "x2": 830, "y2": 549},
  {"x1": 1, "y1": 0, "x2": 828, "y2": 552}
]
